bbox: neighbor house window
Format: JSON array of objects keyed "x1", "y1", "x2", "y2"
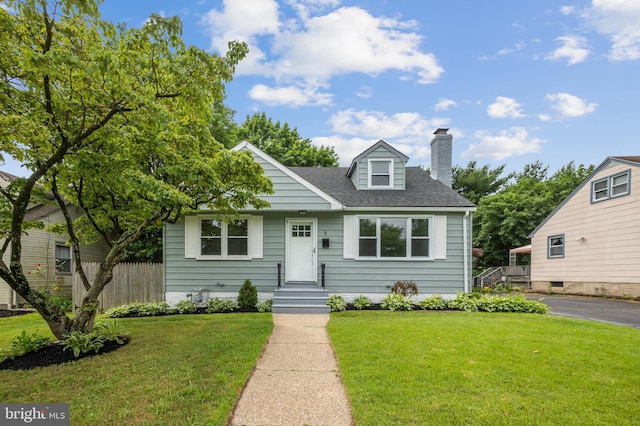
[
  {"x1": 55, "y1": 244, "x2": 72, "y2": 274},
  {"x1": 368, "y1": 159, "x2": 393, "y2": 188},
  {"x1": 591, "y1": 170, "x2": 630, "y2": 202},
  {"x1": 358, "y1": 216, "x2": 431, "y2": 259},
  {"x1": 547, "y1": 235, "x2": 564, "y2": 258},
  {"x1": 200, "y1": 218, "x2": 248, "y2": 258}
]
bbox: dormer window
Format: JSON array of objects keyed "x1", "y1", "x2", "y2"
[{"x1": 368, "y1": 159, "x2": 393, "y2": 188}]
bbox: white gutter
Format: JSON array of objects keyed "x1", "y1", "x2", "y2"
[{"x1": 463, "y1": 210, "x2": 470, "y2": 293}]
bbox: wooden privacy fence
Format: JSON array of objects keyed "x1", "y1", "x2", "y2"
[{"x1": 73, "y1": 262, "x2": 164, "y2": 311}]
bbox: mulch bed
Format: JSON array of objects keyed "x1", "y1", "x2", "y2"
[
  {"x1": 0, "y1": 338, "x2": 130, "y2": 371},
  {"x1": 0, "y1": 309, "x2": 34, "y2": 318}
]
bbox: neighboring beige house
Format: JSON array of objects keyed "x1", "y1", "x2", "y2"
[
  {"x1": 0, "y1": 171, "x2": 109, "y2": 309},
  {"x1": 528, "y1": 156, "x2": 640, "y2": 298}
]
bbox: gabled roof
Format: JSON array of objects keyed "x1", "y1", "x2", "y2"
[
  {"x1": 346, "y1": 140, "x2": 409, "y2": 177},
  {"x1": 233, "y1": 141, "x2": 344, "y2": 210},
  {"x1": 233, "y1": 141, "x2": 475, "y2": 211},
  {"x1": 0, "y1": 170, "x2": 69, "y2": 221},
  {"x1": 528, "y1": 155, "x2": 640, "y2": 238},
  {"x1": 291, "y1": 166, "x2": 475, "y2": 209}
]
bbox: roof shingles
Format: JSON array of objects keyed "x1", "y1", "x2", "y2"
[{"x1": 290, "y1": 167, "x2": 475, "y2": 208}]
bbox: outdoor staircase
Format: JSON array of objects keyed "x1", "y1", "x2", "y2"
[{"x1": 272, "y1": 282, "x2": 330, "y2": 314}]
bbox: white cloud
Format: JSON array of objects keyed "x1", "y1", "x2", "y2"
[
  {"x1": 461, "y1": 127, "x2": 543, "y2": 161},
  {"x1": 497, "y1": 41, "x2": 526, "y2": 55},
  {"x1": 202, "y1": 0, "x2": 280, "y2": 52},
  {"x1": 272, "y1": 7, "x2": 443, "y2": 84},
  {"x1": 248, "y1": 84, "x2": 333, "y2": 107},
  {"x1": 201, "y1": 1, "x2": 444, "y2": 107},
  {"x1": 545, "y1": 35, "x2": 590, "y2": 65},
  {"x1": 328, "y1": 109, "x2": 449, "y2": 142},
  {"x1": 355, "y1": 86, "x2": 373, "y2": 99},
  {"x1": 312, "y1": 136, "x2": 380, "y2": 166},
  {"x1": 560, "y1": 5, "x2": 576, "y2": 15},
  {"x1": 584, "y1": 0, "x2": 640, "y2": 60},
  {"x1": 545, "y1": 93, "x2": 597, "y2": 117},
  {"x1": 435, "y1": 98, "x2": 457, "y2": 111},
  {"x1": 538, "y1": 113, "x2": 552, "y2": 122},
  {"x1": 487, "y1": 96, "x2": 526, "y2": 119}
]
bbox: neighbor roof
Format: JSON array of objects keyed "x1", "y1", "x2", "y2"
[{"x1": 290, "y1": 166, "x2": 475, "y2": 208}]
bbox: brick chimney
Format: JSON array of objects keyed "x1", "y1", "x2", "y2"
[{"x1": 430, "y1": 128, "x2": 452, "y2": 188}]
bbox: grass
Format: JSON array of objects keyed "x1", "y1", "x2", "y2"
[
  {"x1": 328, "y1": 311, "x2": 640, "y2": 426},
  {"x1": 0, "y1": 313, "x2": 272, "y2": 425}
]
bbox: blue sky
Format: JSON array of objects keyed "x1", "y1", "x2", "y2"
[{"x1": 3, "y1": 0, "x2": 640, "y2": 177}]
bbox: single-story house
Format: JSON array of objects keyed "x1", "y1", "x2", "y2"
[
  {"x1": 0, "y1": 171, "x2": 109, "y2": 309},
  {"x1": 528, "y1": 156, "x2": 640, "y2": 298},
  {"x1": 164, "y1": 129, "x2": 476, "y2": 312}
]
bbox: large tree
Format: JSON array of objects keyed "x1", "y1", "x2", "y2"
[
  {"x1": 237, "y1": 112, "x2": 339, "y2": 167},
  {"x1": 0, "y1": 0, "x2": 272, "y2": 339},
  {"x1": 474, "y1": 161, "x2": 594, "y2": 268},
  {"x1": 452, "y1": 161, "x2": 514, "y2": 205}
]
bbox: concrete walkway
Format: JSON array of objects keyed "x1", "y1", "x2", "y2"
[{"x1": 229, "y1": 314, "x2": 354, "y2": 426}]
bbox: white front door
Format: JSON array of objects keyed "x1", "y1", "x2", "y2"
[{"x1": 286, "y1": 219, "x2": 317, "y2": 282}]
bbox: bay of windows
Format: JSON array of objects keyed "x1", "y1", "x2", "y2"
[
  {"x1": 358, "y1": 216, "x2": 431, "y2": 259},
  {"x1": 200, "y1": 218, "x2": 248, "y2": 258},
  {"x1": 592, "y1": 170, "x2": 630, "y2": 202}
]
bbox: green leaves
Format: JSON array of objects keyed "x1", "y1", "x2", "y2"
[
  {"x1": 0, "y1": 1, "x2": 266, "y2": 339},
  {"x1": 237, "y1": 112, "x2": 339, "y2": 167}
]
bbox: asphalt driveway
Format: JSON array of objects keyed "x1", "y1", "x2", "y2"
[{"x1": 526, "y1": 294, "x2": 640, "y2": 329}]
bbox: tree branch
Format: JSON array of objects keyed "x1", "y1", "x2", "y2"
[{"x1": 51, "y1": 173, "x2": 92, "y2": 292}]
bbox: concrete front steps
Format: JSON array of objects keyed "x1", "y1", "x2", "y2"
[{"x1": 272, "y1": 282, "x2": 330, "y2": 314}]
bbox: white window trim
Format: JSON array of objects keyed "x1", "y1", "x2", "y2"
[
  {"x1": 367, "y1": 158, "x2": 394, "y2": 189},
  {"x1": 355, "y1": 215, "x2": 434, "y2": 260},
  {"x1": 591, "y1": 170, "x2": 630, "y2": 203},
  {"x1": 55, "y1": 243, "x2": 73, "y2": 274},
  {"x1": 197, "y1": 215, "x2": 252, "y2": 260},
  {"x1": 547, "y1": 234, "x2": 565, "y2": 259}
]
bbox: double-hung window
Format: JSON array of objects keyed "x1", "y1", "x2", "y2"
[
  {"x1": 357, "y1": 216, "x2": 431, "y2": 259},
  {"x1": 55, "y1": 244, "x2": 72, "y2": 274},
  {"x1": 200, "y1": 217, "x2": 248, "y2": 258},
  {"x1": 547, "y1": 235, "x2": 564, "y2": 258},
  {"x1": 368, "y1": 159, "x2": 393, "y2": 188},
  {"x1": 591, "y1": 170, "x2": 630, "y2": 202}
]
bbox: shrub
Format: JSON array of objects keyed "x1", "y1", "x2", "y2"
[
  {"x1": 137, "y1": 302, "x2": 171, "y2": 316},
  {"x1": 447, "y1": 292, "x2": 481, "y2": 312},
  {"x1": 44, "y1": 292, "x2": 73, "y2": 312},
  {"x1": 327, "y1": 295, "x2": 346, "y2": 312},
  {"x1": 175, "y1": 299, "x2": 198, "y2": 314},
  {"x1": 92, "y1": 320, "x2": 130, "y2": 344},
  {"x1": 206, "y1": 297, "x2": 238, "y2": 313},
  {"x1": 391, "y1": 280, "x2": 419, "y2": 298},
  {"x1": 352, "y1": 295, "x2": 372, "y2": 310},
  {"x1": 257, "y1": 299, "x2": 273, "y2": 313},
  {"x1": 447, "y1": 293, "x2": 549, "y2": 314},
  {"x1": 381, "y1": 293, "x2": 413, "y2": 311},
  {"x1": 63, "y1": 331, "x2": 106, "y2": 357},
  {"x1": 0, "y1": 330, "x2": 51, "y2": 362},
  {"x1": 419, "y1": 294, "x2": 448, "y2": 310},
  {"x1": 237, "y1": 279, "x2": 258, "y2": 308},
  {"x1": 104, "y1": 302, "x2": 171, "y2": 318}
]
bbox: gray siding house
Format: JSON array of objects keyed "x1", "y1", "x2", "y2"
[{"x1": 164, "y1": 129, "x2": 476, "y2": 312}]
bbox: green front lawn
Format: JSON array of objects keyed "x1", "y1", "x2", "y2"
[
  {"x1": 328, "y1": 311, "x2": 640, "y2": 426},
  {"x1": 0, "y1": 313, "x2": 272, "y2": 425}
]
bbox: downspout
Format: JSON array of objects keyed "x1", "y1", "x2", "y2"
[{"x1": 463, "y1": 210, "x2": 470, "y2": 293}]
